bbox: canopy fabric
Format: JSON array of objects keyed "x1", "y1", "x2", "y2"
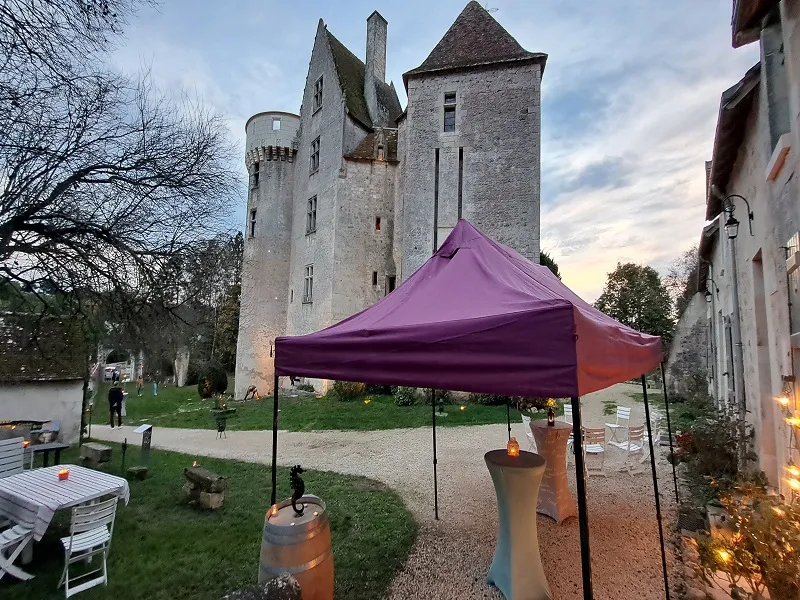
[{"x1": 275, "y1": 219, "x2": 662, "y2": 397}]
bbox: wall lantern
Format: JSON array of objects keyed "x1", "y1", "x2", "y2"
[
  {"x1": 705, "y1": 277, "x2": 720, "y2": 303},
  {"x1": 710, "y1": 186, "x2": 754, "y2": 239},
  {"x1": 507, "y1": 437, "x2": 520, "y2": 457}
]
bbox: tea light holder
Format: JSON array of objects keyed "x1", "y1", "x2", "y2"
[
  {"x1": 58, "y1": 468, "x2": 70, "y2": 481},
  {"x1": 507, "y1": 437, "x2": 520, "y2": 457},
  {"x1": 21, "y1": 440, "x2": 30, "y2": 448}
]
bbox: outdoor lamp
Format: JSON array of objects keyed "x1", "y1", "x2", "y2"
[
  {"x1": 705, "y1": 290, "x2": 712, "y2": 303},
  {"x1": 547, "y1": 407, "x2": 555, "y2": 426},
  {"x1": 506, "y1": 437, "x2": 520, "y2": 457},
  {"x1": 724, "y1": 214, "x2": 740, "y2": 239}
]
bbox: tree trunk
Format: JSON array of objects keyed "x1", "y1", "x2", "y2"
[{"x1": 174, "y1": 347, "x2": 190, "y2": 387}]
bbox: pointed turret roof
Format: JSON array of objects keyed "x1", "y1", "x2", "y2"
[{"x1": 403, "y1": 1, "x2": 546, "y2": 87}]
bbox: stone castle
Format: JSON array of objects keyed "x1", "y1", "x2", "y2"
[{"x1": 235, "y1": 1, "x2": 547, "y2": 397}]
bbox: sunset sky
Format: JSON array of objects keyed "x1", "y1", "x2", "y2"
[{"x1": 111, "y1": 0, "x2": 759, "y2": 300}]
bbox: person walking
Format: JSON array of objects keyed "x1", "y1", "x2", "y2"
[
  {"x1": 108, "y1": 382, "x2": 123, "y2": 428},
  {"x1": 136, "y1": 374, "x2": 143, "y2": 397},
  {"x1": 153, "y1": 375, "x2": 158, "y2": 396}
]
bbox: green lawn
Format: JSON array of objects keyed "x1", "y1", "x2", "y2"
[
  {"x1": 2, "y1": 445, "x2": 416, "y2": 600},
  {"x1": 95, "y1": 383, "x2": 548, "y2": 432}
]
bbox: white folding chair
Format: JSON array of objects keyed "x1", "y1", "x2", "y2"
[
  {"x1": 641, "y1": 410, "x2": 663, "y2": 463},
  {"x1": 0, "y1": 524, "x2": 34, "y2": 581},
  {"x1": 620, "y1": 426, "x2": 645, "y2": 475},
  {"x1": 521, "y1": 415, "x2": 537, "y2": 452},
  {"x1": 59, "y1": 497, "x2": 119, "y2": 598},
  {"x1": 582, "y1": 427, "x2": 606, "y2": 477},
  {"x1": 605, "y1": 406, "x2": 631, "y2": 445},
  {"x1": 0, "y1": 438, "x2": 24, "y2": 479}
]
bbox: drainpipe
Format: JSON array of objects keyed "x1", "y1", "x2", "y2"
[{"x1": 728, "y1": 235, "x2": 748, "y2": 464}]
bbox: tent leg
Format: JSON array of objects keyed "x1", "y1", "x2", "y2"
[
  {"x1": 660, "y1": 363, "x2": 680, "y2": 504},
  {"x1": 270, "y1": 374, "x2": 279, "y2": 506},
  {"x1": 431, "y1": 389, "x2": 439, "y2": 520},
  {"x1": 506, "y1": 398, "x2": 511, "y2": 441},
  {"x1": 571, "y1": 396, "x2": 593, "y2": 600},
  {"x1": 642, "y1": 375, "x2": 670, "y2": 600}
]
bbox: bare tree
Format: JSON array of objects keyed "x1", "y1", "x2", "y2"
[
  {"x1": 664, "y1": 245, "x2": 699, "y2": 319},
  {"x1": 0, "y1": 0, "x2": 241, "y2": 321}
]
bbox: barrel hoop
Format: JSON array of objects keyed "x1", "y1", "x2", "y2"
[
  {"x1": 259, "y1": 547, "x2": 332, "y2": 576},
  {"x1": 264, "y1": 515, "x2": 327, "y2": 535},
  {"x1": 262, "y1": 525, "x2": 328, "y2": 545}
]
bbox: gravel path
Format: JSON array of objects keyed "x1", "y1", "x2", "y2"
[{"x1": 93, "y1": 383, "x2": 677, "y2": 600}]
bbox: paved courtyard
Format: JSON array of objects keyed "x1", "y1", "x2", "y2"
[{"x1": 94, "y1": 383, "x2": 677, "y2": 600}]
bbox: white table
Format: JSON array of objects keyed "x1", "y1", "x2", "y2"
[{"x1": 0, "y1": 465, "x2": 130, "y2": 541}]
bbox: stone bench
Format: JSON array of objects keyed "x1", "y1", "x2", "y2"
[
  {"x1": 79, "y1": 442, "x2": 112, "y2": 469},
  {"x1": 182, "y1": 466, "x2": 227, "y2": 510}
]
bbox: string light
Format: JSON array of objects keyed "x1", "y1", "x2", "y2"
[
  {"x1": 788, "y1": 478, "x2": 800, "y2": 492},
  {"x1": 776, "y1": 394, "x2": 791, "y2": 408},
  {"x1": 717, "y1": 549, "x2": 731, "y2": 562},
  {"x1": 785, "y1": 416, "x2": 800, "y2": 427},
  {"x1": 787, "y1": 464, "x2": 800, "y2": 478}
]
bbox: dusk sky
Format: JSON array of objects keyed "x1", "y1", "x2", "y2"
[{"x1": 111, "y1": 0, "x2": 759, "y2": 301}]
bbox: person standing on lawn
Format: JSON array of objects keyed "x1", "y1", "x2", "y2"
[
  {"x1": 136, "y1": 374, "x2": 143, "y2": 397},
  {"x1": 153, "y1": 373, "x2": 158, "y2": 396},
  {"x1": 108, "y1": 382, "x2": 123, "y2": 428}
]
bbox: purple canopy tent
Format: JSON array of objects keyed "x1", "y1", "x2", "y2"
[{"x1": 273, "y1": 219, "x2": 669, "y2": 600}]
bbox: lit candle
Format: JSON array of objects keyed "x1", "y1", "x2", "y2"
[
  {"x1": 21, "y1": 440, "x2": 29, "y2": 448},
  {"x1": 460, "y1": 405, "x2": 466, "y2": 411},
  {"x1": 507, "y1": 437, "x2": 520, "y2": 457},
  {"x1": 363, "y1": 398, "x2": 371, "y2": 405},
  {"x1": 267, "y1": 504, "x2": 279, "y2": 519},
  {"x1": 58, "y1": 468, "x2": 70, "y2": 481}
]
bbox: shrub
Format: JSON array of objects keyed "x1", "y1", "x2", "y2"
[
  {"x1": 517, "y1": 397, "x2": 552, "y2": 412},
  {"x1": 296, "y1": 383, "x2": 315, "y2": 392},
  {"x1": 185, "y1": 361, "x2": 201, "y2": 386},
  {"x1": 332, "y1": 381, "x2": 366, "y2": 401},
  {"x1": 393, "y1": 386, "x2": 419, "y2": 407},
  {"x1": 365, "y1": 383, "x2": 392, "y2": 395},
  {"x1": 197, "y1": 360, "x2": 228, "y2": 398},
  {"x1": 469, "y1": 393, "x2": 510, "y2": 406}
]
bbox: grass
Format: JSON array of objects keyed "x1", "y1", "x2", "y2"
[
  {"x1": 625, "y1": 390, "x2": 704, "y2": 431},
  {"x1": 94, "y1": 383, "x2": 547, "y2": 432},
  {"x1": 602, "y1": 400, "x2": 618, "y2": 415},
  {"x1": 2, "y1": 444, "x2": 416, "y2": 600}
]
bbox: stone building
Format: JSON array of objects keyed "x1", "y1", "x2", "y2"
[
  {"x1": 672, "y1": 0, "x2": 800, "y2": 495},
  {"x1": 235, "y1": 1, "x2": 547, "y2": 397}
]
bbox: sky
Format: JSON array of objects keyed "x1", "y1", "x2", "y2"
[{"x1": 111, "y1": 0, "x2": 759, "y2": 302}]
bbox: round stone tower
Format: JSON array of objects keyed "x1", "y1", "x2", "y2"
[{"x1": 235, "y1": 111, "x2": 300, "y2": 398}]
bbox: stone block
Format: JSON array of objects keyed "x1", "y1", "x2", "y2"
[
  {"x1": 221, "y1": 574, "x2": 301, "y2": 600},
  {"x1": 126, "y1": 466, "x2": 148, "y2": 480},
  {"x1": 184, "y1": 466, "x2": 227, "y2": 492},
  {"x1": 79, "y1": 442, "x2": 112, "y2": 468}
]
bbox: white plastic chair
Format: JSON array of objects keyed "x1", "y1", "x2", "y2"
[
  {"x1": 582, "y1": 427, "x2": 606, "y2": 477},
  {"x1": 0, "y1": 438, "x2": 24, "y2": 479},
  {"x1": 520, "y1": 415, "x2": 537, "y2": 452},
  {"x1": 0, "y1": 524, "x2": 34, "y2": 581},
  {"x1": 59, "y1": 497, "x2": 119, "y2": 598},
  {"x1": 605, "y1": 406, "x2": 631, "y2": 445},
  {"x1": 620, "y1": 426, "x2": 645, "y2": 475},
  {"x1": 561, "y1": 403, "x2": 574, "y2": 463},
  {"x1": 641, "y1": 410, "x2": 663, "y2": 463}
]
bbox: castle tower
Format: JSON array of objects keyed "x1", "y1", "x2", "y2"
[
  {"x1": 234, "y1": 111, "x2": 300, "y2": 398},
  {"x1": 399, "y1": 1, "x2": 547, "y2": 279}
]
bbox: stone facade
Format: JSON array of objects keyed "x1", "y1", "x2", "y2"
[
  {"x1": 665, "y1": 293, "x2": 710, "y2": 399},
  {"x1": 235, "y1": 2, "x2": 546, "y2": 397},
  {"x1": 692, "y1": 0, "x2": 800, "y2": 495}
]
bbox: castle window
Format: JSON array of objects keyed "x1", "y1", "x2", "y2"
[
  {"x1": 372, "y1": 271, "x2": 378, "y2": 286},
  {"x1": 443, "y1": 92, "x2": 456, "y2": 133},
  {"x1": 249, "y1": 209, "x2": 257, "y2": 238},
  {"x1": 306, "y1": 196, "x2": 317, "y2": 234},
  {"x1": 272, "y1": 118, "x2": 281, "y2": 131},
  {"x1": 385, "y1": 276, "x2": 396, "y2": 295},
  {"x1": 290, "y1": 289, "x2": 294, "y2": 303},
  {"x1": 313, "y1": 76, "x2": 324, "y2": 112},
  {"x1": 251, "y1": 161, "x2": 260, "y2": 188},
  {"x1": 375, "y1": 216, "x2": 381, "y2": 231},
  {"x1": 310, "y1": 137, "x2": 320, "y2": 174},
  {"x1": 303, "y1": 265, "x2": 314, "y2": 303}
]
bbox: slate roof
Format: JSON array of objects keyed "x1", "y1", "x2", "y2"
[
  {"x1": 732, "y1": 0, "x2": 778, "y2": 47},
  {"x1": 326, "y1": 30, "x2": 403, "y2": 130},
  {"x1": 344, "y1": 128, "x2": 399, "y2": 162},
  {"x1": 0, "y1": 314, "x2": 86, "y2": 384},
  {"x1": 705, "y1": 62, "x2": 760, "y2": 220},
  {"x1": 403, "y1": 1, "x2": 547, "y2": 86}
]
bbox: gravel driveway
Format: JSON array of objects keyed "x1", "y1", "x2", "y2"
[{"x1": 93, "y1": 383, "x2": 677, "y2": 600}]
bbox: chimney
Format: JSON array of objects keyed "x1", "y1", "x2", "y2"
[{"x1": 366, "y1": 11, "x2": 387, "y2": 83}]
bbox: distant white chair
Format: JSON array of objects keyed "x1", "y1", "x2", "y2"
[
  {"x1": 59, "y1": 497, "x2": 119, "y2": 598},
  {"x1": 620, "y1": 426, "x2": 645, "y2": 475},
  {"x1": 0, "y1": 438, "x2": 25, "y2": 479},
  {"x1": 605, "y1": 406, "x2": 631, "y2": 445},
  {"x1": 562, "y1": 403, "x2": 574, "y2": 462},
  {"x1": 641, "y1": 409, "x2": 663, "y2": 463},
  {"x1": 520, "y1": 415, "x2": 537, "y2": 452},
  {"x1": 0, "y1": 523, "x2": 34, "y2": 581},
  {"x1": 582, "y1": 427, "x2": 606, "y2": 477}
]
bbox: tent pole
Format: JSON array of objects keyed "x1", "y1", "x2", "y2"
[
  {"x1": 431, "y1": 388, "x2": 439, "y2": 520},
  {"x1": 641, "y1": 375, "x2": 670, "y2": 600},
  {"x1": 270, "y1": 374, "x2": 279, "y2": 506},
  {"x1": 571, "y1": 396, "x2": 593, "y2": 600},
  {"x1": 506, "y1": 398, "x2": 511, "y2": 441},
  {"x1": 660, "y1": 362, "x2": 680, "y2": 504}
]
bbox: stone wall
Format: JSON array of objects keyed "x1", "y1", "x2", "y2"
[
  {"x1": 665, "y1": 293, "x2": 710, "y2": 399},
  {"x1": 0, "y1": 380, "x2": 84, "y2": 444},
  {"x1": 400, "y1": 62, "x2": 542, "y2": 278}
]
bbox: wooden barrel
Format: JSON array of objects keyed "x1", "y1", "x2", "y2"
[{"x1": 259, "y1": 495, "x2": 334, "y2": 600}]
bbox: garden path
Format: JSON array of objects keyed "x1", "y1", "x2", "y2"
[{"x1": 93, "y1": 382, "x2": 677, "y2": 600}]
